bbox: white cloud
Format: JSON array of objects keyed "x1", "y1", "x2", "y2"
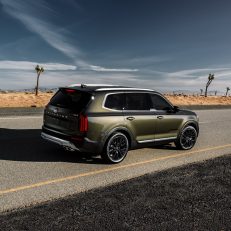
[
  {"x1": 0, "y1": 0, "x2": 229, "y2": 90},
  {"x1": 0, "y1": 66, "x2": 230, "y2": 93},
  {"x1": 166, "y1": 67, "x2": 231, "y2": 78},
  {"x1": 0, "y1": 69, "x2": 140, "y2": 89},
  {"x1": 0, "y1": 0, "x2": 137, "y2": 73},
  {"x1": 128, "y1": 55, "x2": 171, "y2": 64},
  {"x1": 0, "y1": 0, "x2": 80, "y2": 59},
  {"x1": 0, "y1": 60, "x2": 76, "y2": 71},
  {"x1": 89, "y1": 65, "x2": 138, "y2": 72}
]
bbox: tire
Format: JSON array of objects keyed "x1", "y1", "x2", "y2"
[
  {"x1": 101, "y1": 133, "x2": 129, "y2": 164},
  {"x1": 175, "y1": 126, "x2": 197, "y2": 150}
]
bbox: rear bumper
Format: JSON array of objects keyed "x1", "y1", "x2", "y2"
[
  {"x1": 41, "y1": 127, "x2": 102, "y2": 154},
  {"x1": 41, "y1": 132, "x2": 79, "y2": 151}
]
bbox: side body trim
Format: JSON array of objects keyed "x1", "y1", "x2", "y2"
[{"x1": 138, "y1": 136, "x2": 177, "y2": 144}]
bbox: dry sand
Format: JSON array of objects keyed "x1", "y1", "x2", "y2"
[
  {"x1": 0, "y1": 92, "x2": 53, "y2": 107},
  {"x1": 166, "y1": 95, "x2": 231, "y2": 106},
  {"x1": 0, "y1": 92, "x2": 231, "y2": 107}
]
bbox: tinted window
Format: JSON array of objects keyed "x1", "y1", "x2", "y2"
[
  {"x1": 125, "y1": 93, "x2": 151, "y2": 110},
  {"x1": 49, "y1": 89, "x2": 91, "y2": 113},
  {"x1": 104, "y1": 93, "x2": 124, "y2": 110},
  {"x1": 150, "y1": 94, "x2": 171, "y2": 110}
]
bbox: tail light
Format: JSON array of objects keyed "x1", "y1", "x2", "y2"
[{"x1": 79, "y1": 114, "x2": 88, "y2": 132}]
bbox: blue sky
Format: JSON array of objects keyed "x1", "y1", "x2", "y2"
[{"x1": 0, "y1": 0, "x2": 231, "y2": 93}]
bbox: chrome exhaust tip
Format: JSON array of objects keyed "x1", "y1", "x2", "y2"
[{"x1": 63, "y1": 146, "x2": 76, "y2": 152}]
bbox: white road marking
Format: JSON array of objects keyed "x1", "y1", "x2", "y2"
[{"x1": 0, "y1": 143, "x2": 231, "y2": 196}]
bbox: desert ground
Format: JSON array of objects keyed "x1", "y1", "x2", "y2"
[{"x1": 0, "y1": 92, "x2": 231, "y2": 107}]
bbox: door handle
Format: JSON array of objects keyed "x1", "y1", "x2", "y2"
[
  {"x1": 157, "y1": 116, "x2": 164, "y2": 119},
  {"x1": 126, "y1": 116, "x2": 135, "y2": 121}
]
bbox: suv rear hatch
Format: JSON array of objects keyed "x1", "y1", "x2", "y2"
[{"x1": 43, "y1": 88, "x2": 91, "y2": 136}]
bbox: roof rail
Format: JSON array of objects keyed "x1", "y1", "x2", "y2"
[
  {"x1": 81, "y1": 84, "x2": 87, "y2": 88},
  {"x1": 66, "y1": 84, "x2": 155, "y2": 92},
  {"x1": 68, "y1": 83, "x2": 119, "y2": 87},
  {"x1": 95, "y1": 88, "x2": 155, "y2": 91}
]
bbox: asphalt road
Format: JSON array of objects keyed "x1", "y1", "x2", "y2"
[{"x1": 0, "y1": 109, "x2": 231, "y2": 212}]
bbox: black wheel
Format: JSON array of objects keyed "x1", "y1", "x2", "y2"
[
  {"x1": 175, "y1": 126, "x2": 197, "y2": 150},
  {"x1": 101, "y1": 133, "x2": 129, "y2": 164}
]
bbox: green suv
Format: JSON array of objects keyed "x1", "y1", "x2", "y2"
[{"x1": 41, "y1": 84, "x2": 199, "y2": 163}]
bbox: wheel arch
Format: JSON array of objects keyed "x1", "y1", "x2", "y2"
[
  {"x1": 179, "y1": 120, "x2": 199, "y2": 137},
  {"x1": 102, "y1": 127, "x2": 134, "y2": 150}
]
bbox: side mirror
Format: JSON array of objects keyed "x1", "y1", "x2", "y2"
[
  {"x1": 173, "y1": 106, "x2": 179, "y2": 112},
  {"x1": 165, "y1": 106, "x2": 175, "y2": 113}
]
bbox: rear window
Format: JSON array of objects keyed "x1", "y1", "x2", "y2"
[{"x1": 49, "y1": 88, "x2": 91, "y2": 112}]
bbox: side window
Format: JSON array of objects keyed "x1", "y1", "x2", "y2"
[
  {"x1": 104, "y1": 93, "x2": 124, "y2": 110},
  {"x1": 150, "y1": 94, "x2": 172, "y2": 110},
  {"x1": 125, "y1": 93, "x2": 151, "y2": 110}
]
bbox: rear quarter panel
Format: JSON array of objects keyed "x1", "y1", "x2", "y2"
[{"x1": 85, "y1": 92, "x2": 127, "y2": 144}]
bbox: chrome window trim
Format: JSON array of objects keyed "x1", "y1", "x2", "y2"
[
  {"x1": 103, "y1": 91, "x2": 155, "y2": 112},
  {"x1": 123, "y1": 109, "x2": 157, "y2": 113},
  {"x1": 102, "y1": 91, "x2": 174, "y2": 112}
]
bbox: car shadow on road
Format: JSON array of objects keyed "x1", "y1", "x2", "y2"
[
  {"x1": 135, "y1": 142, "x2": 178, "y2": 151},
  {"x1": 0, "y1": 128, "x2": 105, "y2": 164},
  {"x1": 151, "y1": 144, "x2": 178, "y2": 150}
]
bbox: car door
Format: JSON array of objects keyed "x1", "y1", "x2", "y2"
[
  {"x1": 123, "y1": 92, "x2": 156, "y2": 143},
  {"x1": 149, "y1": 93, "x2": 183, "y2": 140}
]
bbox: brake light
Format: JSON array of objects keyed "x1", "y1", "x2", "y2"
[
  {"x1": 65, "y1": 89, "x2": 76, "y2": 93},
  {"x1": 79, "y1": 114, "x2": 88, "y2": 132}
]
